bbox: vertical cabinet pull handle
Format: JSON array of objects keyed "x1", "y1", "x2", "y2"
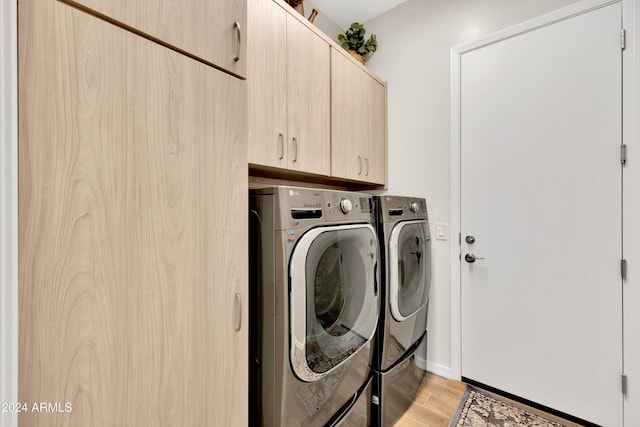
[
  {"x1": 278, "y1": 133, "x2": 284, "y2": 160},
  {"x1": 233, "y1": 22, "x2": 242, "y2": 62},
  {"x1": 234, "y1": 293, "x2": 242, "y2": 331},
  {"x1": 365, "y1": 158, "x2": 369, "y2": 176},
  {"x1": 357, "y1": 156, "x2": 362, "y2": 174},
  {"x1": 292, "y1": 137, "x2": 298, "y2": 163}
]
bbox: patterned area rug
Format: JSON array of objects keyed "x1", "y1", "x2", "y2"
[{"x1": 449, "y1": 386, "x2": 571, "y2": 427}]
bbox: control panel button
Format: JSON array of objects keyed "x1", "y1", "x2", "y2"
[
  {"x1": 339, "y1": 198, "x2": 353, "y2": 214},
  {"x1": 409, "y1": 202, "x2": 420, "y2": 213}
]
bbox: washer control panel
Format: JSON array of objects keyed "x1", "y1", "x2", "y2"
[
  {"x1": 339, "y1": 198, "x2": 353, "y2": 214},
  {"x1": 271, "y1": 186, "x2": 374, "y2": 229},
  {"x1": 324, "y1": 191, "x2": 373, "y2": 222}
]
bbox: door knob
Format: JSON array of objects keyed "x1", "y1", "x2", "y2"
[
  {"x1": 465, "y1": 235, "x2": 476, "y2": 244},
  {"x1": 465, "y1": 253, "x2": 485, "y2": 263}
]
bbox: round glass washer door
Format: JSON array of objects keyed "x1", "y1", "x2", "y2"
[
  {"x1": 388, "y1": 220, "x2": 431, "y2": 321},
  {"x1": 289, "y1": 224, "x2": 379, "y2": 382}
]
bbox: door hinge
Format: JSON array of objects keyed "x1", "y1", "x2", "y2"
[
  {"x1": 622, "y1": 374, "x2": 628, "y2": 395},
  {"x1": 621, "y1": 144, "x2": 627, "y2": 166},
  {"x1": 621, "y1": 29, "x2": 626, "y2": 50},
  {"x1": 621, "y1": 259, "x2": 627, "y2": 281}
]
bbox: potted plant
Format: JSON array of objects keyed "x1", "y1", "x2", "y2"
[{"x1": 338, "y1": 22, "x2": 377, "y2": 64}]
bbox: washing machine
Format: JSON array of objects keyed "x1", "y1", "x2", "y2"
[
  {"x1": 371, "y1": 195, "x2": 431, "y2": 426},
  {"x1": 249, "y1": 186, "x2": 380, "y2": 426}
]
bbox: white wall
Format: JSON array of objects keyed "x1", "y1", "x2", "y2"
[
  {"x1": 364, "y1": 0, "x2": 580, "y2": 377},
  {"x1": 303, "y1": 0, "x2": 345, "y2": 43},
  {"x1": 0, "y1": 1, "x2": 18, "y2": 426}
]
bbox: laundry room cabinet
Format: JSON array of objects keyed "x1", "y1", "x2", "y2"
[
  {"x1": 248, "y1": 0, "x2": 331, "y2": 176},
  {"x1": 60, "y1": 0, "x2": 246, "y2": 77},
  {"x1": 331, "y1": 48, "x2": 387, "y2": 185},
  {"x1": 248, "y1": 0, "x2": 387, "y2": 187},
  {"x1": 18, "y1": 0, "x2": 247, "y2": 425},
  {"x1": 247, "y1": 0, "x2": 287, "y2": 170}
]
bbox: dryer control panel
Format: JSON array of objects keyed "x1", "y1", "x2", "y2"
[{"x1": 377, "y1": 195, "x2": 429, "y2": 224}]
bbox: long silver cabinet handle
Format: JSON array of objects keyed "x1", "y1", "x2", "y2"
[
  {"x1": 365, "y1": 158, "x2": 369, "y2": 176},
  {"x1": 234, "y1": 293, "x2": 242, "y2": 331},
  {"x1": 292, "y1": 137, "x2": 298, "y2": 163},
  {"x1": 278, "y1": 133, "x2": 284, "y2": 160},
  {"x1": 357, "y1": 156, "x2": 362, "y2": 174},
  {"x1": 233, "y1": 22, "x2": 241, "y2": 62}
]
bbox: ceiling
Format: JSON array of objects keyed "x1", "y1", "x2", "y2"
[{"x1": 309, "y1": 0, "x2": 409, "y2": 30}]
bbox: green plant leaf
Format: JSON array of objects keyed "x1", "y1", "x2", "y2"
[{"x1": 340, "y1": 23, "x2": 377, "y2": 54}]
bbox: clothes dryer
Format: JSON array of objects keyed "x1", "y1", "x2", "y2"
[
  {"x1": 371, "y1": 195, "x2": 431, "y2": 426},
  {"x1": 250, "y1": 186, "x2": 380, "y2": 426}
]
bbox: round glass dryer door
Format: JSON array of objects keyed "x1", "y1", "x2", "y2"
[
  {"x1": 289, "y1": 224, "x2": 379, "y2": 382},
  {"x1": 388, "y1": 220, "x2": 431, "y2": 321}
]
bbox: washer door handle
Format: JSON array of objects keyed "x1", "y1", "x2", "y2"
[{"x1": 374, "y1": 262, "x2": 378, "y2": 295}]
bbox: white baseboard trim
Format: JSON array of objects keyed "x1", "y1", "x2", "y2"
[
  {"x1": 419, "y1": 359, "x2": 453, "y2": 379},
  {"x1": 415, "y1": 355, "x2": 427, "y2": 371}
]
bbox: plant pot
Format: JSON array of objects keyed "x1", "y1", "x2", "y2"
[{"x1": 347, "y1": 50, "x2": 364, "y2": 64}]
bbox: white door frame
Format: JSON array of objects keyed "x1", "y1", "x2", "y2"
[
  {"x1": 0, "y1": 1, "x2": 18, "y2": 427},
  {"x1": 622, "y1": 0, "x2": 640, "y2": 425},
  {"x1": 451, "y1": 0, "x2": 639, "y2": 423}
]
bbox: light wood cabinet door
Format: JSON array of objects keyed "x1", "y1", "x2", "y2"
[
  {"x1": 18, "y1": 1, "x2": 248, "y2": 426},
  {"x1": 63, "y1": 0, "x2": 246, "y2": 77},
  {"x1": 364, "y1": 74, "x2": 387, "y2": 185},
  {"x1": 331, "y1": 48, "x2": 387, "y2": 185},
  {"x1": 248, "y1": 0, "x2": 288, "y2": 168},
  {"x1": 248, "y1": 1, "x2": 330, "y2": 176},
  {"x1": 286, "y1": 14, "x2": 331, "y2": 176}
]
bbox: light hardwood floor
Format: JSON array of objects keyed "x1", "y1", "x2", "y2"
[
  {"x1": 394, "y1": 372, "x2": 467, "y2": 426},
  {"x1": 393, "y1": 372, "x2": 585, "y2": 427}
]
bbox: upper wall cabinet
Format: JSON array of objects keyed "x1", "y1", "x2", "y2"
[
  {"x1": 63, "y1": 0, "x2": 246, "y2": 77},
  {"x1": 248, "y1": 0, "x2": 287, "y2": 169},
  {"x1": 248, "y1": 0, "x2": 330, "y2": 176},
  {"x1": 331, "y1": 48, "x2": 387, "y2": 185}
]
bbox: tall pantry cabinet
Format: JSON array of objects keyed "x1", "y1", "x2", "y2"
[{"x1": 18, "y1": 0, "x2": 248, "y2": 425}]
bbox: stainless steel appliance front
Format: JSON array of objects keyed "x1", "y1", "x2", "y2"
[
  {"x1": 250, "y1": 186, "x2": 379, "y2": 427},
  {"x1": 372, "y1": 195, "x2": 431, "y2": 426}
]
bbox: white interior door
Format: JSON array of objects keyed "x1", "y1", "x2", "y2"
[{"x1": 459, "y1": 2, "x2": 623, "y2": 426}]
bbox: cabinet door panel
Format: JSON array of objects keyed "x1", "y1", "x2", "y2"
[
  {"x1": 248, "y1": 0, "x2": 288, "y2": 168},
  {"x1": 331, "y1": 49, "x2": 366, "y2": 181},
  {"x1": 286, "y1": 14, "x2": 330, "y2": 176},
  {"x1": 331, "y1": 49, "x2": 387, "y2": 185},
  {"x1": 18, "y1": 2, "x2": 247, "y2": 425},
  {"x1": 64, "y1": 0, "x2": 246, "y2": 77},
  {"x1": 365, "y1": 77, "x2": 387, "y2": 185}
]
